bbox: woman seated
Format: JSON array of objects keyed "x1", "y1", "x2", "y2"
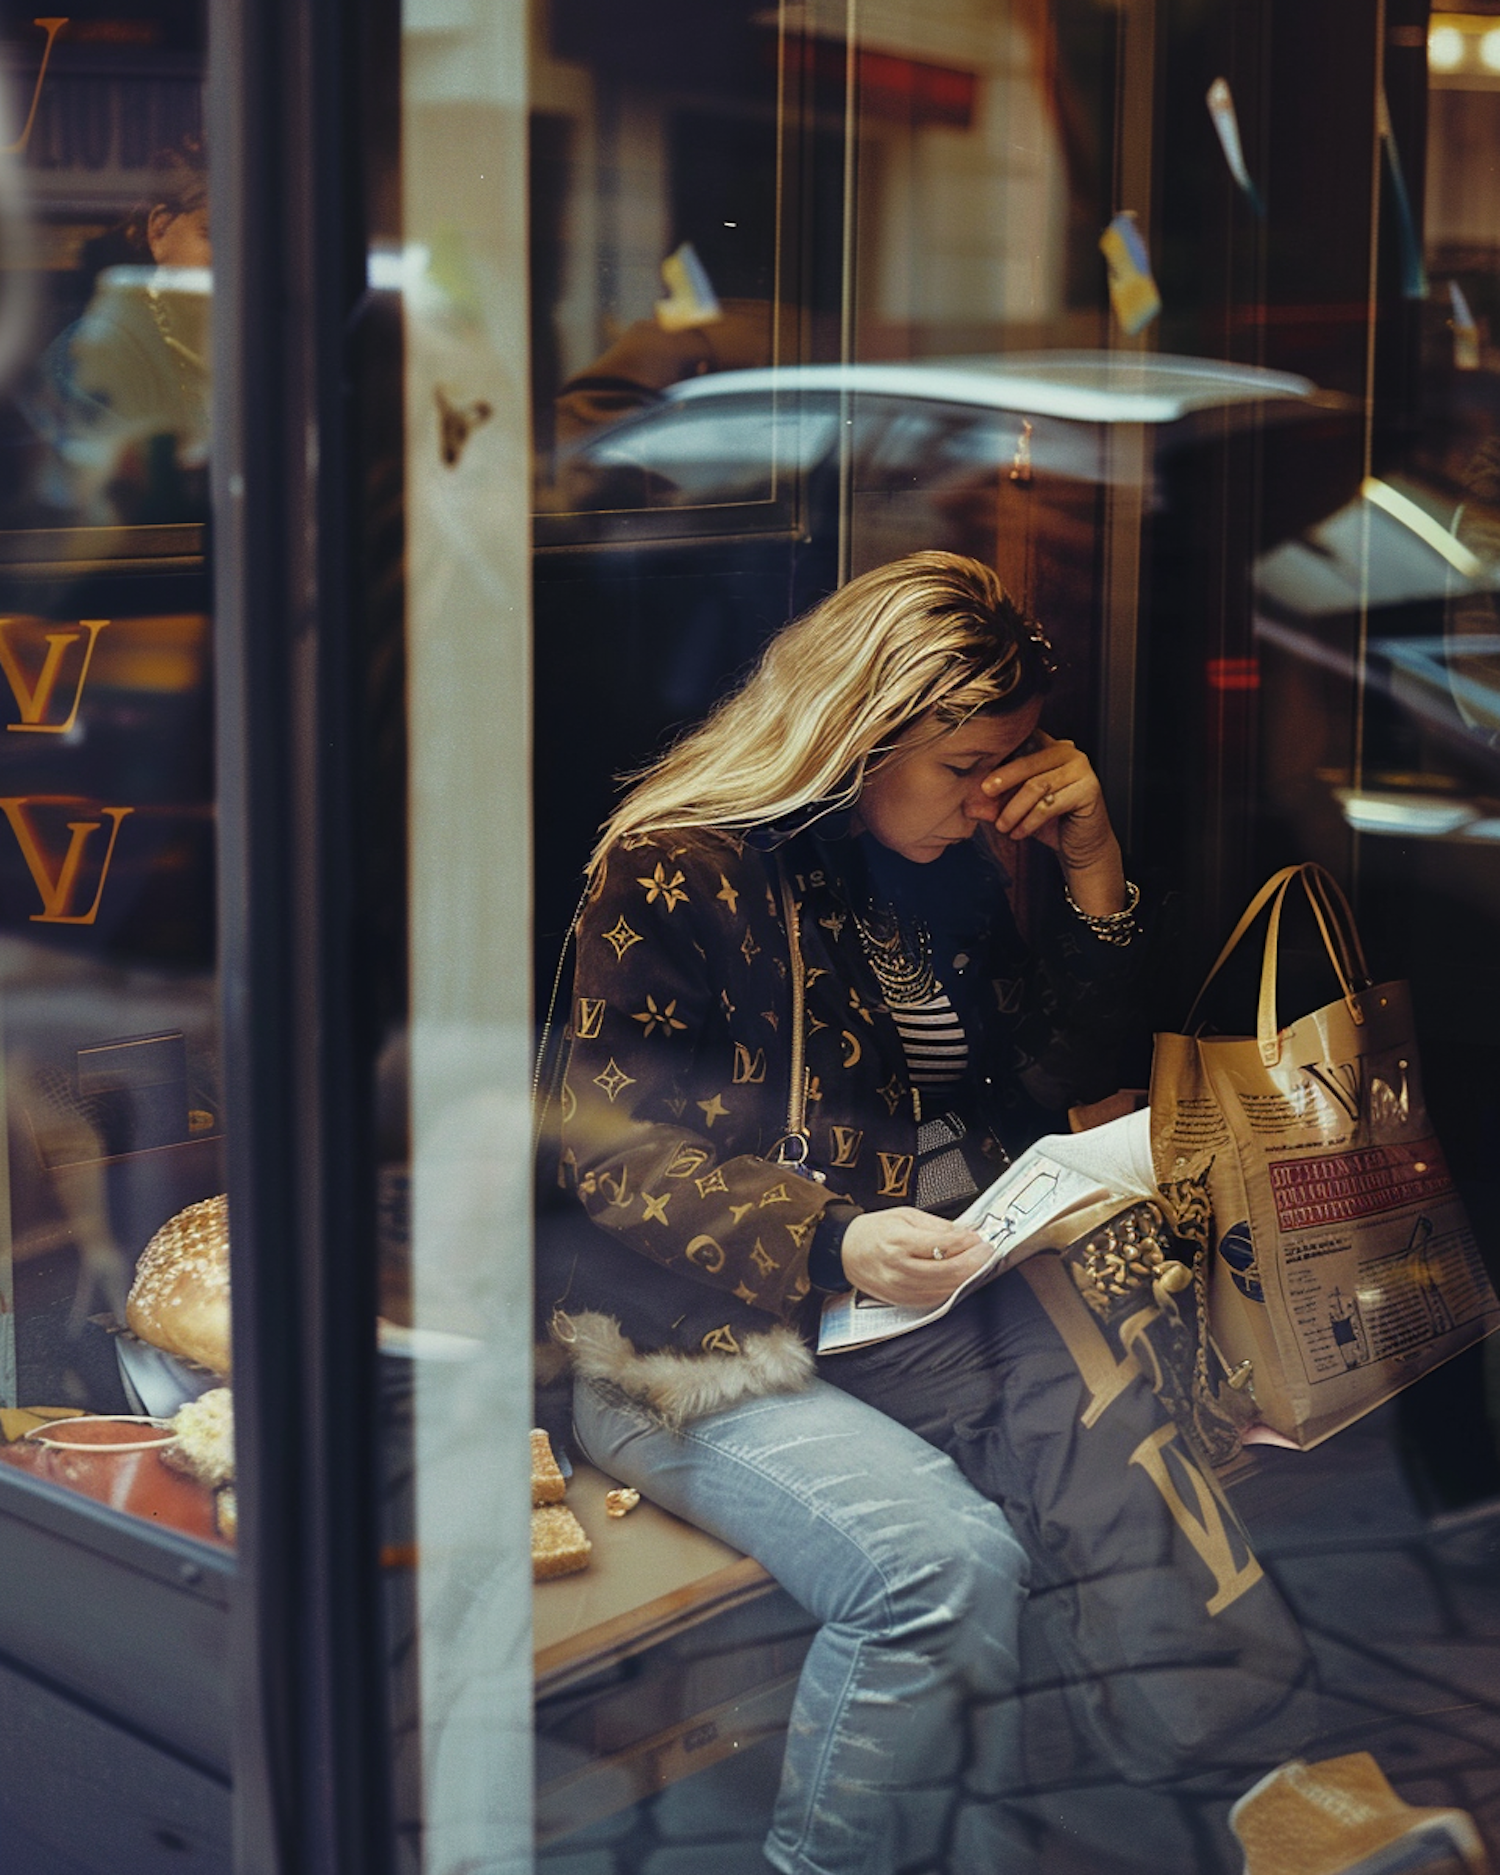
[{"x1": 541, "y1": 550, "x2": 1312, "y2": 1874}]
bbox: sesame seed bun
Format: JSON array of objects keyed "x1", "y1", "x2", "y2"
[{"x1": 126, "y1": 1194, "x2": 231, "y2": 1378}]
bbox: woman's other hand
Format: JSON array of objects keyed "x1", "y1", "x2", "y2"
[
  {"x1": 977, "y1": 731, "x2": 1126, "y2": 916},
  {"x1": 839, "y1": 1209, "x2": 992, "y2": 1306}
]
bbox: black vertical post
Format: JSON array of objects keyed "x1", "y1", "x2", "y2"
[{"x1": 210, "y1": 0, "x2": 396, "y2": 1868}]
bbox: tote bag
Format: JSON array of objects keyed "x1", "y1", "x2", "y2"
[{"x1": 1150, "y1": 864, "x2": 1499, "y2": 1449}]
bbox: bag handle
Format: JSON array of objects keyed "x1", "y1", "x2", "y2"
[
  {"x1": 770, "y1": 856, "x2": 812, "y2": 1167},
  {"x1": 1184, "y1": 865, "x2": 1300, "y2": 1034},
  {"x1": 1257, "y1": 866, "x2": 1365, "y2": 1064},
  {"x1": 1185, "y1": 864, "x2": 1370, "y2": 1066},
  {"x1": 1302, "y1": 865, "x2": 1370, "y2": 985}
]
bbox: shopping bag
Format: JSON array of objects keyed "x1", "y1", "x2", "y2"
[{"x1": 1150, "y1": 864, "x2": 1500, "y2": 1449}]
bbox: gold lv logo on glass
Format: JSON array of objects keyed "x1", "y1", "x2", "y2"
[
  {"x1": 0, "y1": 796, "x2": 134, "y2": 925},
  {"x1": 0, "y1": 620, "x2": 109, "y2": 736}
]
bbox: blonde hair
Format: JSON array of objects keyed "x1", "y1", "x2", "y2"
[{"x1": 592, "y1": 551, "x2": 1052, "y2": 870}]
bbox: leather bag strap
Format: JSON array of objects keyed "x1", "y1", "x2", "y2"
[
  {"x1": 1184, "y1": 865, "x2": 1300, "y2": 1035},
  {"x1": 1184, "y1": 863, "x2": 1370, "y2": 1064},
  {"x1": 1256, "y1": 864, "x2": 1364, "y2": 1064}
]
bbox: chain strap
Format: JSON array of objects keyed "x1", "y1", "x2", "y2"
[{"x1": 773, "y1": 857, "x2": 822, "y2": 1176}]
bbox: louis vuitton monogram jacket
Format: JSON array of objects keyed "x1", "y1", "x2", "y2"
[{"x1": 552, "y1": 822, "x2": 1144, "y2": 1376}]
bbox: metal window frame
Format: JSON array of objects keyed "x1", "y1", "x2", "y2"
[{"x1": 211, "y1": 0, "x2": 400, "y2": 1868}]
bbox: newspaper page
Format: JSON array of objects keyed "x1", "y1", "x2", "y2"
[
  {"x1": 817, "y1": 1107, "x2": 1157, "y2": 1354},
  {"x1": 1267, "y1": 1146, "x2": 1491, "y2": 1375}
]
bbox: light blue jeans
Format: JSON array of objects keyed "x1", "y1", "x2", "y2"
[{"x1": 573, "y1": 1373, "x2": 1033, "y2": 1875}]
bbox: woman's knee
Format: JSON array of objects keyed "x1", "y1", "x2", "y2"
[
  {"x1": 572, "y1": 1370, "x2": 1027, "y2": 1678},
  {"x1": 830, "y1": 1469, "x2": 1029, "y2": 1673}
]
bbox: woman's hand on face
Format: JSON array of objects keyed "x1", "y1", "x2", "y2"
[
  {"x1": 976, "y1": 731, "x2": 1126, "y2": 913},
  {"x1": 838, "y1": 1209, "x2": 992, "y2": 1306},
  {"x1": 979, "y1": 731, "x2": 1110, "y2": 858}
]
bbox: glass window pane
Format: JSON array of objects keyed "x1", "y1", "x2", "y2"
[
  {"x1": 0, "y1": 6, "x2": 228, "y2": 1551},
  {"x1": 385, "y1": 0, "x2": 1500, "y2": 1866}
]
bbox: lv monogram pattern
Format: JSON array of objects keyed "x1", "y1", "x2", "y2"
[{"x1": 561, "y1": 827, "x2": 1139, "y2": 1330}]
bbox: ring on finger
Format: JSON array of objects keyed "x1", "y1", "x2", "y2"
[
  {"x1": 930, "y1": 1245, "x2": 946, "y2": 1261},
  {"x1": 1041, "y1": 789, "x2": 1056, "y2": 808}
]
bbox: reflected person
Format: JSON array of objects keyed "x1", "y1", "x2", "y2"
[{"x1": 26, "y1": 135, "x2": 210, "y2": 525}]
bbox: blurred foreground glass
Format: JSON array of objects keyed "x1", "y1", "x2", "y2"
[{"x1": 377, "y1": 0, "x2": 535, "y2": 1868}]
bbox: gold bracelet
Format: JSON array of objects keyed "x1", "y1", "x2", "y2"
[{"x1": 1063, "y1": 877, "x2": 1140, "y2": 945}]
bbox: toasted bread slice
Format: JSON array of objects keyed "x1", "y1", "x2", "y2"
[
  {"x1": 532, "y1": 1503, "x2": 591, "y2": 1580},
  {"x1": 531, "y1": 1427, "x2": 567, "y2": 1505}
]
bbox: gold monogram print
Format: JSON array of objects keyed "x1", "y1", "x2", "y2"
[
  {"x1": 876, "y1": 1152, "x2": 914, "y2": 1199},
  {"x1": 638, "y1": 863, "x2": 689, "y2": 911},
  {"x1": 593, "y1": 1058, "x2": 636, "y2": 1103},
  {"x1": 686, "y1": 1234, "x2": 727, "y2": 1274},
  {"x1": 750, "y1": 1239, "x2": 779, "y2": 1277},
  {"x1": 602, "y1": 917, "x2": 643, "y2": 961},
  {"x1": 733, "y1": 1044, "x2": 767, "y2": 1084},
  {"x1": 829, "y1": 1126, "x2": 863, "y2": 1168},
  {"x1": 633, "y1": 994, "x2": 687, "y2": 1037},
  {"x1": 665, "y1": 1144, "x2": 710, "y2": 1179}
]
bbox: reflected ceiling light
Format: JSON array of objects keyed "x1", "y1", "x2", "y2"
[
  {"x1": 1429, "y1": 24, "x2": 1466, "y2": 68},
  {"x1": 1334, "y1": 788, "x2": 1478, "y2": 837},
  {"x1": 367, "y1": 243, "x2": 431, "y2": 291},
  {"x1": 1482, "y1": 26, "x2": 1500, "y2": 68}
]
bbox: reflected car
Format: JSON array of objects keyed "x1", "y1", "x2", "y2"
[
  {"x1": 540, "y1": 350, "x2": 1326, "y2": 538},
  {"x1": 532, "y1": 349, "x2": 1340, "y2": 960}
]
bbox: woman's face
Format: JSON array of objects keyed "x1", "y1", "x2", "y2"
[
  {"x1": 148, "y1": 200, "x2": 211, "y2": 268},
  {"x1": 851, "y1": 700, "x2": 1044, "y2": 863}
]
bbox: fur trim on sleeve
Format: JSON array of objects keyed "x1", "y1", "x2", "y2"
[{"x1": 550, "y1": 1309, "x2": 816, "y2": 1431}]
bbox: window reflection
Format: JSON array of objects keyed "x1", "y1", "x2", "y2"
[
  {"x1": 526, "y1": 3, "x2": 1500, "y2": 1873},
  {"x1": 0, "y1": 8, "x2": 227, "y2": 1548},
  {"x1": 22, "y1": 133, "x2": 211, "y2": 528}
]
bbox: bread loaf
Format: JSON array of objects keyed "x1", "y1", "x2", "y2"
[{"x1": 126, "y1": 1195, "x2": 231, "y2": 1377}]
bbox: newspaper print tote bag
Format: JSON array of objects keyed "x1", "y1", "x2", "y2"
[{"x1": 1150, "y1": 864, "x2": 1499, "y2": 1449}]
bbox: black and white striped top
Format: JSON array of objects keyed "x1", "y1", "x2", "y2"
[{"x1": 889, "y1": 987, "x2": 968, "y2": 1086}]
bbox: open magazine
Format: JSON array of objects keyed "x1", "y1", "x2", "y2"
[{"x1": 817, "y1": 1107, "x2": 1157, "y2": 1354}]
